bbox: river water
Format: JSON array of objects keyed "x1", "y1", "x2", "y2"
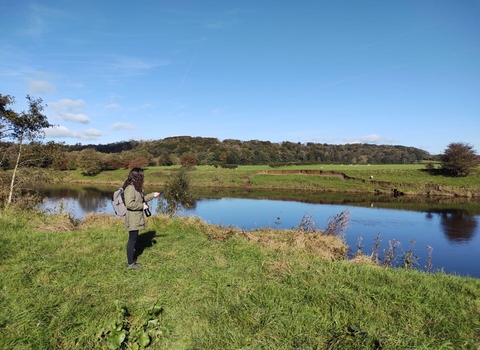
[{"x1": 38, "y1": 185, "x2": 480, "y2": 278}]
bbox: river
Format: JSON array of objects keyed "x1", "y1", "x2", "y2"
[{"x1": 38, "y1": 185, "x2": 480, "y2": 278}]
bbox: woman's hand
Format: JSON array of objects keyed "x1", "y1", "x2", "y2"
[
  {"x1": 153, "y1": 192, "x2": 161, "y2": 198},
  {"x1": 143, "y1": 203, "x2": 149, "y2": 210}
]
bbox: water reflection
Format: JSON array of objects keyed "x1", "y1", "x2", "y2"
[
  {"x1": 41, "y1": 186, "x2": 112, "y2": 214},
  {"x1": 426, "y1": 210, "x2": 478, "y2": 243},
  {"x1": 37, "y1": 184, "x2": 480, "y2": 277}
]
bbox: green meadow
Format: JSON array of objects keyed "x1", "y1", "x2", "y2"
[
  {"x1": 1, "y1": 210, "x2": 479, "y2": 349},
  {"x1": 62, "y1": 164, "x2": 480, "y2": 197}
]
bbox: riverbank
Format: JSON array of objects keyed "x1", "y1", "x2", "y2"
[
  {"x1": 62, "y1": 164, "x2": 480, "y2": 198},
  {"x1": 1, "y1": 209, "x2": 479, "y2": 349}
]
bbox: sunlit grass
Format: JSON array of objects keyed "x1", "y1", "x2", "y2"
[
  {"x1": 59, "y1": 164, "x2": 480, "y2": 196},
  {"x1": 1, "y1": 210, "x2": 479, "y2": 349}
]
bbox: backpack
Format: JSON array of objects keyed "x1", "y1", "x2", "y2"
[{"x1": 112, "y1": 187, "x2": 127, "y2": 216}]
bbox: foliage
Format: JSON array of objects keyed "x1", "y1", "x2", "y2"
[
  {"x1": 158, "y1": 167, "x2": 195, "y2": 216},
  {"x1": 219, "y1": 163, "x2": 238, "y2": 169},
  {"x1": 128, "y1": 156, "x2": 150, "y2": 169},
  {"x1": 97, "y1": 301, "x2": 171, "y2": 349},
  {"x1": 65, "y1": 136, "x2": 433, "y2": 166},
  {"x1": 76, "y1": 148, "x2": 103, "y2": 176},
  {"x1": 180, "y1": 153, "x2": 197, "y2": 167},
  {"x1": 424, "y1": 162, "x2": 435, "y2": 170},
  {"x1": 440, "y1": 142, "x2": 480, "y2": 177},
  {"x1": 0, "y1": 94, "x2": 54, "y2": 205}
]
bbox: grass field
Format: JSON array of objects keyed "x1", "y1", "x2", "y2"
[
  {"x1": 62, "y1": 164, "x2": 480, "y2": 197},
  {"x1": 1, "y1": 209, "x2": 479, "y2": 349}
]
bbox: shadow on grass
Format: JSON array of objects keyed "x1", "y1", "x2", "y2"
[{"x1": 135, "y1": 230, "x2": 167, "y2": 259}]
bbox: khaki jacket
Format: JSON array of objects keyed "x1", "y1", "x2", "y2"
[{"x1": 123, "y1": 184, "x2": 156, "y2": 231}]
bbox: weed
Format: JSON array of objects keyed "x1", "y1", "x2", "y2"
[
  {"x1": 324, "y1": 209, "x2": 350, "y2": 237},
  {"x1": 355, "y1": 236, "x2": 364, "y2": 256},
  {"x1": 424, "y1": 245, "x2": 434, "y2": 273},
  {"x1": 371, "y1": 233, "x2": 381, "y2": 264},
  {"x1": 97, "y1": 301, "x2": 171, "y2": 349},
  {"x1": 297, "y1": 211, "x2": 319, "y2": 233}
]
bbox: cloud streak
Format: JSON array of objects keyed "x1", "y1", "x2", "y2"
[
  {"x1": 47, "y1": 99, "x2": 90, "y2": 123},
  {"x1": 45, "y1": 125, "x2": 102, "y2": 140}
]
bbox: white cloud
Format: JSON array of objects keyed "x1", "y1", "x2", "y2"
[
  {"x1": 47, "y1": 99, "x2": 90, "y2": 124},
  {"x1": 45, "y1": 125, "x2": 103, "y2": 140},
  {"x1": 110, "y1": 122, "x2": 136, "y2": 131},
  {"x1": 343, "y1": 134, "x2": 397, "y2": 144},
  {"x1": 105, "y1": 103, "x2": 120, "y2": 110},
  {"x1": 48, "y1": 99, "x2": 85, "y2": 111},
  {"x1": 28, "y1": 79, "x2": 56, "y2": 94},
  {"x1": 60, "y1": 113, "x2": 90, "y2": 123}
]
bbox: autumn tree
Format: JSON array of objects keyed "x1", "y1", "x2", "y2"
[
  {"x1": 440, "y1": 142, "x2": 480, "y2": 177},
  {"x1": 180, "y1": 153, "x2": 197, "y2": 167},
  {"x1": 0, "y1": 94, "x2": 54, "y2": 206}
]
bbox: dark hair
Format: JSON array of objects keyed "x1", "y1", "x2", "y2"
[{"x1": 123, "y1": 167, "x2": 144, "y2": 192}]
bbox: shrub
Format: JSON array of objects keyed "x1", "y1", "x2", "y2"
[
  {"x1": 158, "y1": 167, "x2": 195, "y2": 216},
  {"x1": 180, "y1": 154, "x2": 197, "y2": 167},
  {"x1": 220, "y1": 164, "x2": 238, "y2": 169},
  {"x1": 440, "y1": 142, "x2": 480, "y2": 177}
]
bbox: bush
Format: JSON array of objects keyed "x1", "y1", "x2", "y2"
[
  {"x1": 440, "y1": 142, "x2": 480, "y2": 177},
  {"x1": 180, "y1": 154, "x2": 197, "y2": 167},
  {"x1": 220, "y1": 164, "x2": 238, "y2": 169},
  {"x1": 158, "y1": 167, "x2": 195, "y2": 216}
]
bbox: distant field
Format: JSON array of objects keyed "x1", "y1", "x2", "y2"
[{"x1": 61, "y1": 163, "x2": 480, "y2": 197}]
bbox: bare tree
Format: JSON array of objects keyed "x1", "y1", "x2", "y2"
[{"x1": 0, "y1": 94, "x2": 54, "y2": 205}]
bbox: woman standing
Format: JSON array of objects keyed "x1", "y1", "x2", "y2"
[{"x1": 122, "y1": 167, "x2": 160, "y2": 269}]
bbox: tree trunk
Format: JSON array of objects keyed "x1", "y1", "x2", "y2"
[{"x1": 7, "y1": 137, "x2": 22, "y2": 206}]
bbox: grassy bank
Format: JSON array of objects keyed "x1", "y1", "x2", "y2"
[
  {"x1": 1, "y1": 210, "x2": 479, "y2": 349},
  {"x1": 61, "y1": 164, "x2": 480, "y2": 197}
]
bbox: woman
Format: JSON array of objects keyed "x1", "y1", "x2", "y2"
[{"x1": 122, "y1": 167, "x2": 161, "y2": 269}]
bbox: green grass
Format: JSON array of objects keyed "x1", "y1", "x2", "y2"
[
  {"x1": 1, "y1": 210, "x2": 479, "y2": 349},
  {"x1": 61, "y1": 164, "x2": 480, "y2": 197}
]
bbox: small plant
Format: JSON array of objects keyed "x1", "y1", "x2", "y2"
[
  {"x1": 355, "y1": 236, "x2": 364, "y2": 256},
  {"x1": 97, "y1": 300, "x2": 170, "y2": 349},
  {"x1": 424, "y1": 245, "x2": 434, "y2": 273},
  {"x1": 424, "y1": 162, "x2": 435, "y2": 170},
  {"x1": 297, "y1": 211, "x2": 319, "y2": 233},
  {"x1": 324, "y1": 209, "x2": 350, "y2": 237},
  {"x1": 400, "y1": 240, "x2": 419, "y2": 270},
  {"x1": 297, "y1": 209, "x2": 350, "y2": 237},
  {"x1": 158, "y1": 167, "x2": 195, "y2": 217},
  {"x1": 382, "y1": 239, "x2": 400, "y2": 267},
  {"x1": 371, "y1": 233, "x2": 381, "y2": 264}
]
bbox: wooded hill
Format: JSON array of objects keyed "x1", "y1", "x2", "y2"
[{"x1": 65, "y1": 136, "x2": 433, "y2": 165}]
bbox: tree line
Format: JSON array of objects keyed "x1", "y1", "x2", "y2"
[
  {"x1": 2, "y1": 94, "x2": 478, "y2": 199},
  {"x1": 64, "y1": 136, "x2": 432, "y2": 168}
]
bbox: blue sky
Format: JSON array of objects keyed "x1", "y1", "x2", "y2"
[{"x1": 1, "y1": 1, "x2": 479, "y2": 155}]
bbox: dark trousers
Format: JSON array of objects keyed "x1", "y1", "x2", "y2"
[{"x1": 127, "y1": 230, "x2": 139, "y2": 265}]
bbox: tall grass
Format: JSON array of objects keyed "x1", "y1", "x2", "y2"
[{"x1": 1, "y1": 210, "x2": 479, "y2": 349}]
